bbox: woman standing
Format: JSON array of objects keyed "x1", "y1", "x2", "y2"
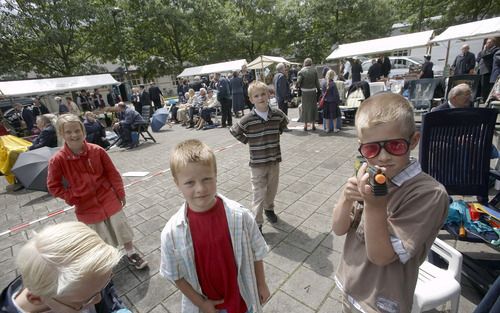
[
  {"x1": 230, "y1": 71, "x2": 245, "y2": 117},
  {"x1": 297, "y1": 58, "x2": 321, "y2": 131},
  {"x1": 351, "y1": 58, "x2": 363, "y2": 83},
  {"x1": 321, "y1": 70, "x2": 341, "y2": 133}
]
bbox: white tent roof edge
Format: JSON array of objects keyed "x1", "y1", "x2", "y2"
[
  {"x1": 430, "y1": 16, "x2": 500, "y2": 42},
  {"x1": 326, "y1": 30, "x2": 434, "y2": 60},
  {"x1": 246, "y1": 55, "x2": 299, "y2": 70},
  {"x1": 177, "y1": 59, "x2": 247, "y2": 78},
  {"x1": 0, "y1": 73, "x2": 120, "y2": 98}
]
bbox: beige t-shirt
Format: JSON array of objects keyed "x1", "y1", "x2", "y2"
[{"x1": 336, "y1": 172, "x2": 449, "y2": 313}]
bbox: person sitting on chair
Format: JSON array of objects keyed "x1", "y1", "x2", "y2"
[
  {"x1": 84, "y1": 111, "x2": 109, "y2": 149},
  {"x1": 28, "y1": 114, "x2": 57, "y2": 150},
  {"x1": 187, "y1": 88, "x2": 207, "y2": 128},
  {"x1": 113, "y1": 102, "x2": 145, "y2": 149},
  {"x1": 432, "y1": 83, "x2": 472, "y2": 111},
  {"x1": 0, "y1": 221, "x2": 130, "y2": 313},
  {"x1": 196, "y1": 88, "x2": 220, "y2": 130}
]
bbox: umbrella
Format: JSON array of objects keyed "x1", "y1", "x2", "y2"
[
  {"x1": 11, "y1": 146, "x2": 59, "y2": 191},
  {"x1": 151, "y1": 107, "x2": 170, "y2": 132}
]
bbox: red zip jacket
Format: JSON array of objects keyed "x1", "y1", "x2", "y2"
[{"x1": 47, "y1": 141, "x2": 125, "y2": 224}]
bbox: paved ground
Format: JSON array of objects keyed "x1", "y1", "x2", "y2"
[{"x1": 0, "y1": 107, "x2": 489, "y2": 312}]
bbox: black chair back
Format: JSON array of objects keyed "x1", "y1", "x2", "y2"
[
  {"x1": 445, "y1": 74, "x2": 480, "y2": 102},
  {"x1": 419, "y1": 108, "x2": 498, "y2": 199}
]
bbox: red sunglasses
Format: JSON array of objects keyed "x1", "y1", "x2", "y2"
[{"x1": 358, "y1": 138, "x2": 411, "y2": 159}]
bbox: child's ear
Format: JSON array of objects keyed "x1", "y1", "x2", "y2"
[{"x1": 409, "y1": 131, "x2": 420, "y2": 150}]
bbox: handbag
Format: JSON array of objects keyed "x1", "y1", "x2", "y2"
[{"x1": 318, "y1": 84, "x2": 330, "y2": 109}]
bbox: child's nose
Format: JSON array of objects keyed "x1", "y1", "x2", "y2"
[{"x1": 378, "y1": 147, "x2": 391, "y2": 161}]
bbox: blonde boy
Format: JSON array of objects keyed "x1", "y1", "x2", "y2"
[
  {"x1": 160, "y1": 139, "x2": 270, "y2": 313},
  {"x1": 332, "y1": 93, "x2": 448, "y2": 313},
  {"x1": 230, "y1": 81, "x2": 288, "y2": 232}
]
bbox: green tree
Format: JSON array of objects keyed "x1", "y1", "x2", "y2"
[{"x1": 0, "y1": 0, "x2": 110, "y2": 76}]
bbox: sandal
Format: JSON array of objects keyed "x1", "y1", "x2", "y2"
[{"x1": 127, "y1": 253, "x2": 148, "y2": 270}]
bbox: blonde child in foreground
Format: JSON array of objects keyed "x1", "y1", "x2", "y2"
[
  {"x1": 160, "y1": 139, "x2": 270, "y2": 313},
  {"x1": 332, "y1": 93, "x2": 449, "y2": 313}
]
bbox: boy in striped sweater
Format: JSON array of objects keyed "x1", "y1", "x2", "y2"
[{"x1": 230, "y1": 81, "x2": 289, "y2": 233}]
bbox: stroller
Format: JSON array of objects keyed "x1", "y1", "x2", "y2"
[{"x1": 340, "y1": 81, "x2": 370, "y2": 124}]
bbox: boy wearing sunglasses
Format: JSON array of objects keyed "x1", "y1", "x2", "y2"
[{"x1": 332, "y1": 93, "x2": 449, "y2": 313}]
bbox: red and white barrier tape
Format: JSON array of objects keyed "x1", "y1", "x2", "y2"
[{"x1": 0, "y1": 143, "x2": 238, "y2": 237}]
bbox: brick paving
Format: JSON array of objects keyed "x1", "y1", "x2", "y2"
[{"x1": 0, "y1": 107, "x2": 485, "y2": 312}]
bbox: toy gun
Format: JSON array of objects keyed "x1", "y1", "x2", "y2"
[{"x1": 354, "y1": 156, "x2": 388, "y2": 196}]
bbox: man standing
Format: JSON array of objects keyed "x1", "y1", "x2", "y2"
[
  {"x1": 31, "y1": 97, "x2": 49, "y2": 119},
  {"x1": 77, "y1": 90, "x2": 92, "y2": 111},
  {"x1": 452, "y1": 44, "x2": 476, "y2": 76},
  {"x1": 8, "y1": 103, "x2": 34, "y2": 136},
  {"x1": 149, "y1": 81, "x2": 164, "y2": 111},
  {"x1": 214, "y1": 72, "x2": 232, "y2": 127},
  {"x1": 477, "y1": 38, "x2": 499, "y2": 101},
  {"x1": 381, "y1": 55, "x2": 391, "y2": 78},
  {"x1": 273, "y1": 63, "x2": 291, "y2": 116},
  {"x1": 342, "y1": 59, "x2": 352, "y2": 80},
  {"x1": 139, "y1": 84, "x2": 151, "y2": 115}
]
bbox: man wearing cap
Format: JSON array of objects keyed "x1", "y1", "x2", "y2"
[
  {"x1": 452, "y1": 44, "x2": 476, "y2": 76},
  {"x1": 419, "y1": 55, "x2": 434, "y2": 79}
]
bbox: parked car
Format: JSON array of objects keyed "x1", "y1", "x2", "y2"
[{"x1": 361, "y1": 56, "x2": 443, "y2": 80}]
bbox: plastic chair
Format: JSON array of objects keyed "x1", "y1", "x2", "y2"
[
  {"x1": 412, "y1": 238, "x2": 463, "y2": 313},
  {"x1": 419, "y1": 107, "x2": 500, "y2": 294}
]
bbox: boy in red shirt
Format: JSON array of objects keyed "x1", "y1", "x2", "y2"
[{"x1": 160, "y1": 139, "x2": 270, "y2": 313}]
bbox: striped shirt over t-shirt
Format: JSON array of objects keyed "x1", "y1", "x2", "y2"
[{"x1": 229, "y1": 108, "x2": 288, "y2": 167}]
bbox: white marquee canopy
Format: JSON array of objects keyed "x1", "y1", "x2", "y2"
[
  {"x1": 177, "y1": 59, "x2": 247, "y2": 78},
  {"x1": 431, "y1": 16, "x2": 500, "y2": 42},
  {"x1": 0, "y1": 74, "x2": 119, "y2": 97},
  {"x1": 246, "y1": 55, "x2": 299, "y2": 70},
  {"x1": 326, "y1": 30, "x2": 434, "y2": 60}
]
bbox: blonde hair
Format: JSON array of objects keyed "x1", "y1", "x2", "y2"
[
  {"x1": 325, "y1": 69, "x2": 337, "y2": 81},
  {"x1": 56, "y1": 114, "x2": 85, "y2": 138},
  {"x1": 355, "y1": 93, "x2": 416, "y2": 138},
  {"x1": 247, "y1": 80, "x2": 268, "y2": 98},
  {"x1": 37, "y1": 114, "x2": 56, "y2": 127},
  {"x1": 170, "y1": 139, "x2": 217, "y2": 181},
  {"x1": 16, "y1": 222, "x2": 121, "y2": 297}
]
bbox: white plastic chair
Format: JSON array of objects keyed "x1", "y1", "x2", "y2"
[
  {"x1": 368, "y1": 82, "x2": 386, "y2": 95},
  {"x1": 412, "y1": 238, "x2": 463, "y2": 313}
]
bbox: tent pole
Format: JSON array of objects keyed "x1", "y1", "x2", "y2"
[{"x1": 445, "y1": 40, "x2": 450, "y2": 67}]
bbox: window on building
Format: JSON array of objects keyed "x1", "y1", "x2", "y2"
[
  {"x1": 392, "y1": 50, "x2": 409, "y2": 56},
  {"x1": 129, "y1": 73, "x2": 141, "y2": 86}
]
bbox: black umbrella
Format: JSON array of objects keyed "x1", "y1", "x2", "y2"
[{"x1": 11, "y1": 146, "x2": 59, "y2": 191}]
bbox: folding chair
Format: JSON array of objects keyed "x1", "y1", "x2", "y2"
[
  {"x1": 407, "y1": 78, "x2": 439, "y2": 112},
  {"x1": 419, "y1": 107, "x2": 500, "y2": 294},
  {"x1": 135, "y1": 105, "x2": 156, "y2": 144}
]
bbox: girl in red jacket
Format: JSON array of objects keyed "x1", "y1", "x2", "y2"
[{"x1": 47, "y1": 114, "x2": 148, "y2": 270}]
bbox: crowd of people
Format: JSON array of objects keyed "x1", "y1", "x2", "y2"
[{"x1": 3, "y1": 48, "x2": 500, "y2": 312}]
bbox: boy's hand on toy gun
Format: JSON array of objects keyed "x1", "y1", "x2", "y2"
[
  {"x1": 258, "y1": 282, "x2": 271, "y2": 304},
  {"x1": 343, "y1": 176, "x2": 364, "y2": 202},
  {"x1": 200, "y1": 298, "x2": 224, "y2": 313},
  {"x1": 357, "y1": 163, "x2": 388, "y2": 209}
]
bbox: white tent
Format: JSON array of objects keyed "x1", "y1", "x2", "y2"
[
  {"x1": 246, "y1": 55, "x2": 299, "y2": 70},
  {"x1": 431, "y1": 17, "x2": 500, "y2": 42},
  {"x1": 177, "y1": 59, "x2": 247, "y2": 78},
  {"x1": 0, "y1": 74, "x2": 119, "y2": 97},
  {"x1": 326, "y1": 30, "x2": 434, "y2": 60}
]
